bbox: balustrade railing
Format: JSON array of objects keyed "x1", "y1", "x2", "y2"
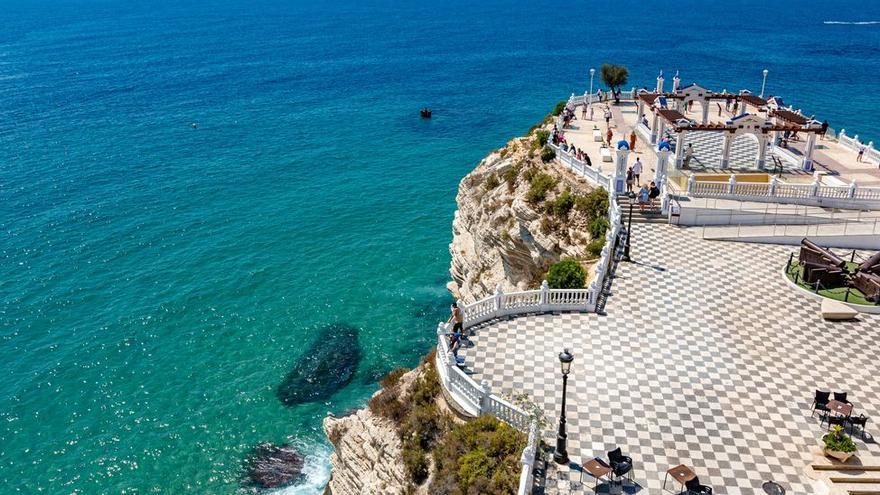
[{"x1": 686, "y1": 176, "x2": 880, "y2": 208}]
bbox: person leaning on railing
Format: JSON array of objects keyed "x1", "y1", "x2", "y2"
[{"x1": 446, "y1": 302, "x2": 465, "y2": 337}]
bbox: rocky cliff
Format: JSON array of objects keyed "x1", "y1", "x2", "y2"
[
  {"x1": 448, "y1": 129, "x2": 601, "y2": 302},
  {"x1": 322, "y1": 122, "x2": 602, "y2": 495}
]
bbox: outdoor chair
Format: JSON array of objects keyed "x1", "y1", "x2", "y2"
[
  {"x1": 823, "y1": 414, "x2": 847, "y2": 430},
  {"x1": 685, "y1": 476, "x2": 713, "y2": 494},
  {"x1": 846, "y1": 414, "x2": 869, "y2": 440},
  {"x1": 833, "y1": 392, "x2": 853, "y2": 406},
  {"x1": 607, "y1": 447, "x2": 633, "y2": 483},
  {"x1": 812, "y1": 390, "x2": 831, "y2": 417}
]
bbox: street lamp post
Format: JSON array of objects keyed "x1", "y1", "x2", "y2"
[
  {"x1": 589, "y1": 68, "x2": 596, "y2": 109},
  {"x1": 553, "y1": 349, "x2": 574, "y2": 465},
  {"x1": 623, "y1": 202, "x2": 634, "y2": 262},
  {"x1": 760, "y1": 69, "x2": 769, "y2": 98}
]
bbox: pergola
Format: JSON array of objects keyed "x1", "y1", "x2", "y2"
[{"x1": 635, "y1": 73, "x2": 824, "y2": 171}]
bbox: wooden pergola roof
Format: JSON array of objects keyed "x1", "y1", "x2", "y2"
[
  {"x1": 771, "y1": 109, "x2": 809, "y2": 125},
  {"x1": 740, "y1": 94, "x2": 768, "y2": 107}
]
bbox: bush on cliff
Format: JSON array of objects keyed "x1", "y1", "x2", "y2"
[
  {"x1": 484, "y1": 173, "x2": 500, "y2": 191},
  {"x1": 430, "y1": 415, "x2": 526, "y2": 495},
  {"x1": 574, "y1": 187, "x2": 609, "y2": 222},
  {"x1": 526, "y1": 173, "x2": 556, "y2": 204},
  {"x1": 546, "y1": 259, "x2": 586, "y2": 289},
  {"x1": 503, "y1": 163, "x2": 521, "y2": 192},
  {"x1": 587, "y1": 238, "x2": 605, "y2": 258},
  {"x1": 547, "y1": 188, "x2": 575, "y2": 219},
  {"x1": 551, "y1": 100, "x2": 567, "y2": 116},
  {"x1": 540, "y1": 145, "x2": 556, "y2": 163},
  {"x1": 588, "y1": 216, "x2": 609, "y2": 239},
  {"x1": 533, "y1": 129, "x2": 550, "y2": 149}
]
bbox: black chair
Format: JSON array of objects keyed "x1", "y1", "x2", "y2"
[
  {"x1": 607, "y1": 447, "x2": 633, "y2": 484},
  {"x1": 811, "y1": 390, "x2": 830, "y2": 417},
  {"x1": 847, "y1": 414, "x2": 869, "y2": 440},
  {"x1": 685, "y1": 476, "x2": 713, "y2": 494},
  {"x1": 834, "y1": 392, "x2": 854, "y2": 406},
  {"x1": 824, "y1": 414, "x2": 847, "y2": 430}
]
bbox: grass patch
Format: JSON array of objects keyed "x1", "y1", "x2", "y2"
[
  {"x1": 526, "y1": 172, "x2": 556, "y2": 204},
  {"x1": 785, "y1": 261, "x2": 876, "y2": 306}
]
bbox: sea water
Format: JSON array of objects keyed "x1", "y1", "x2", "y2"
[{"x1": 1, "y1": 0, "x2": 878, "y2": 493}]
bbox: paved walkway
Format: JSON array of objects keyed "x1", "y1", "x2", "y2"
[{"x1": 459, "y1": 224, "x2": 880, "y2": 494}]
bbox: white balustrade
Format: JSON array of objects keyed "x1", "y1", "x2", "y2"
[{"x1": 686, "y1": 178, "x2": 880, "y2": 208}]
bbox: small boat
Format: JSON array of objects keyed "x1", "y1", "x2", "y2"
[{"x1": 420, "y1": 108, "x2": 432, "y2": 118}]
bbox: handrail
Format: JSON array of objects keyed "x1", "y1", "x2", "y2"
[{"x1": 685, "y1": 177, "x2": 880, "y2": 208}]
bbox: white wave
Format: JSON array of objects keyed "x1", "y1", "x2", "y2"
[
  {"x1": 823, "y1": 20, "x2": 880, "y2": 25},
  {"x1": 269, "y1": 441, "x2": 332, "y2": 495}
]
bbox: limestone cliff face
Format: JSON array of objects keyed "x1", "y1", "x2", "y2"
[{"x1": 449, "y1": 131, "x2": 599, "y2": 302}]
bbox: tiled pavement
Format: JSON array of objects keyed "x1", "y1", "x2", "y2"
[{"x1": 459, "y1": 224, "x2": 880, "y2": 494}]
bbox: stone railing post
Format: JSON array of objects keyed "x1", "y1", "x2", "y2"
[
  {"x1": 854, "y1": 134, "x2": 860, "y2": 146},
  {"x1": 849, "y1": 179, "x2": 858, "y2": 199},
  {"x1": 810, "y1": 177, "x2": 820, "y2": 197},
  {"x1": 728, "y1": 174, "x2": 737, "y2": 194},
  {"x1": 540, "y1": 280, "x2": 549, "y2": 310},
  {"x1": 687, "y1": 174, "x2": 696, "y2": 195},
  {"x1": 479, "y1": 379, "x2": 492, "y2": 414},
  {"x1": 494, "y1": 284, "x2": 504, "y2": 314},
  {"x1": 769, "y1": 175, "x2": 779, "y2": 196},
  {"x1": 839, "y1": 129, "x2": 846, "y2": 140}
]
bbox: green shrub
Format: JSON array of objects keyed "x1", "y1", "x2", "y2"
[
  {"x1": 551, "y1": 100, "x2": 567, "y2": 116},
  {"x1": 587, "y1": 238, "x2": 605, "y2": 258},
  {"x1": 503, "y1": 164, "x2": 520, "y2": 192},
  {"x1": 575, "y1": 187, "x2": 610, "y2": 221},
  {"x1": 368, "y1": 386, "x2": 409, "y2": 422},
  {"x1": 534, "y1": 129, "x2": 550, "y2": 148},
  {"x1": 546, "y1": 260, "x2": 586, "y2": 289},
  {"x1": 823, "y1": 425, "x2": 857, "y2": 453},
  {"x1": 540, "y1": 145, "x2": 556, "y2": 163},
  {"x1": 588, "y1": 216, "x2": 609, "y2": 239},
  {"x1": 484, "y1": 173, "x2": 500, "y2": 191},
  {"x1": 430, "y1": 415, "x2": 525, "y2": 495},
  {"x1": 402, "y1": 440, "x2": 429, "y2": 484},
  {"x1": 380, "y1": 368, "x2": 408, "y2": 389},
  {"x1": 409, "y1": 364, "x2": 440, "y2": 407},
  {"x1": 526, "y1": 173, "x2": 556, "y2": 204},
  {"x1": 547, "y1": 188, "x2": 575, "y2": 219}
]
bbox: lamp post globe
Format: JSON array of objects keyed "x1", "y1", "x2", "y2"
[
  {"x1": 760, "y1": 69, "x2": 769, "y2": 98},
  {"x1": 589, "y1": 68, "x2": 596, "y2": 108},
  {"x1": 553, "y1": 349, "x2": 574, "y2": 464}
]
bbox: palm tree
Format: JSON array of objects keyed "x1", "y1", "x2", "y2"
[{"x1": 600, "y1": 64, "x2": 629, "y2": 104}]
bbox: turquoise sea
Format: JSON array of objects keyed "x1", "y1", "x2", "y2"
[{"x1": 1, "y1": 1, "x2": 878, "y2": 493}]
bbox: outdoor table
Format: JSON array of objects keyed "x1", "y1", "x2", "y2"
[
  {"x1": 664, "y1": 464, "x2": 696, "y2": 493},
  {"x1": 826, "y1": 399, "x2": 853, "y2": 418},
  {"x1": 581, "y1": 457, "x2": 613, "y2": 493}
]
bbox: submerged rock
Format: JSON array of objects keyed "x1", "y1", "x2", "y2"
[
  {"x1": 242, "y1": 443, "x2": 304, "y2": 490},
  {"x1": 276, "y1": 323, "x2": 361, "y2": 406}
]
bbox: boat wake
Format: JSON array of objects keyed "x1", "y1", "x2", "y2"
[
  {"x1": 823, "y1": 20, "x2": 880, "y2": 25},
  {"x1": 269, "y1": 441, "x2": 332, "y2": 495}
]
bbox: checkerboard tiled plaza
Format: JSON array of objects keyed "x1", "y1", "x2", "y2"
[
  {"x1": 670, "y1": 130, "x2": 803, "y2": 173},
  {"x1": 460, "y1": 224, "x2": 880, "y2": 494}
]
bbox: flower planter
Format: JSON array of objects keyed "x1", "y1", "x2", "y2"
[{"x1": 823, "y1": 447, "x2": 855, "y2": 463}]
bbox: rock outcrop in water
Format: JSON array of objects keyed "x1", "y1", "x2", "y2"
[
  {"x1": 241, "y1": 443, "x2": 304, "y2": 490},
  {"x1": 449, "y1": 130, "x2": 600, "y2": 302},
  {"x1": 276, "y1": 323, "x2": 361, "y2": 406}
]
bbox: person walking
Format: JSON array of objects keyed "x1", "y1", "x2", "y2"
[
  {"x1": 648, "y1": 181, "x2": 661, "y2": 210},
  {"x1": 604, "y1": 107, "x2": 612, "y2": 126},
  {"x1": 637, "y1": 184, "x2": 649, "y2": 212},
  {"x1": 606, "y1": 127, "x2": 613, "y2": 146},
  {"x1": 625, "y1": 167, "x2": 634, "y2": 194},
  {"x1": 632, "y1": 157, "x2": 643, "y2": 184},
  {"x1": 581, "y1": 104, "x2": 587, "y2": 119},
  {"x1": 447, "y1": 302, "x2": 465, "y2": 338},
  {"x1": 857, "y1": 144, "x2": 866, "y2": 162},
  {"x1": 629, "y1": 130, "x2": 637, "y2": 153},
  {"x1": 683, "y1": 143, "x2": 694, "y2": 168}
]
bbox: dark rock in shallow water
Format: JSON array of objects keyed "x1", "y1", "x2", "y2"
[
  {"x1": 242, "y1": 443, "x2": 304, "y2": 489},
  {"x1": 276, "y1": 323, "x2": 361, "y2": 406}
]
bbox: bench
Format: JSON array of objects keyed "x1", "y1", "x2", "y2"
[
  {"x1": 593, "y1": 129, "x2": 603, "y2": 142},
  {"x1": 600, "y1": 147, "x2": 613, "y2": 162}
]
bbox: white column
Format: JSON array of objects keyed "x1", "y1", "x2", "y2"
[
  {"x1": 674, "y1": 130, "x2": 687, "y2": 168},
  {"x1": 656, "y1": 71, "x2": 664, "y2": 93},
  {"x1": 650, "y1": 113, "x2": 660, "y2": 143},
  {"x1": 802, "y1": 132, "x2": 817, "y2": 172},
  {"x1": 614, "y1": 149, "x2": 630, "y2": 194},
  {"x1": 756, "y1": 134, "x2": 768, "y2": 170},
  {"x1": 637, "y1": 99, "x2": 645, "y2": 124},
  {"x1": 657, "y1": 120, "x2": 667, "y2": 144},
  {"x1": 720, "y1": 132, "x2": 734, "y2": 169},
  {"x1": 701, "y1": 102, "x2": 710, "y2": 124},
  {"x1": 672, "y1": 71, "x2": 681, "y2": 93},
  {"x1": 479, "y1": 380, "x2": 492, "y2": 414},
  {"x1": 655, "y1": 149, "x2": 672, "y2": 182}
]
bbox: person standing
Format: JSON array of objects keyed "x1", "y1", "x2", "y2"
[
  {"x1": 820, "y1": 120, "x2": 829, "y2": 140},
  {"x1": 648, "y1": 181, "x2": 661, "y2": 209},
  {"x1": 632, "y1": 157, "x2": 643, "y2": 184},
  {"x1": 447, "y1": 302, "x2": 465, "y2": 337},
  {"x1": 625, "y1": 167, "x2": 634, "y2": 194},
  {"x1": 637, "y1": 184, "x2": 649, "y2": 212},
  {"x1": 606, "y1": 127, "x2": 613, "y2": 146},
  {"x1": 857, "y1": 144, "x2": 866, "y2": 162},
  {"x1": 629, "y1": 130, "x2": 637, "y2": 153},
  {"x1": 683, "y1": 143, "x2": 694, "y2": 168},
  {"x1": 604, "y1": 107, "x2": 612, "y2": 126}
]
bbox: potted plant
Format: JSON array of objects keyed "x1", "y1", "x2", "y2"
[{"x1": 822, "y1": 425, "x2": 857, "y2": 462}]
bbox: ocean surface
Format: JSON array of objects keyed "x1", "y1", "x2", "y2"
[{"x1": 1, "y1": 0, "x2": 878, "y2": 493}]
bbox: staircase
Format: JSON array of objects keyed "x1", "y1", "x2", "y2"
[
  {"x1": 615, "y1": 193, "x2": 667, "y2": 224},
  {"x1": 810, "y1": 451, "x2": 880, "y2": 495}
]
